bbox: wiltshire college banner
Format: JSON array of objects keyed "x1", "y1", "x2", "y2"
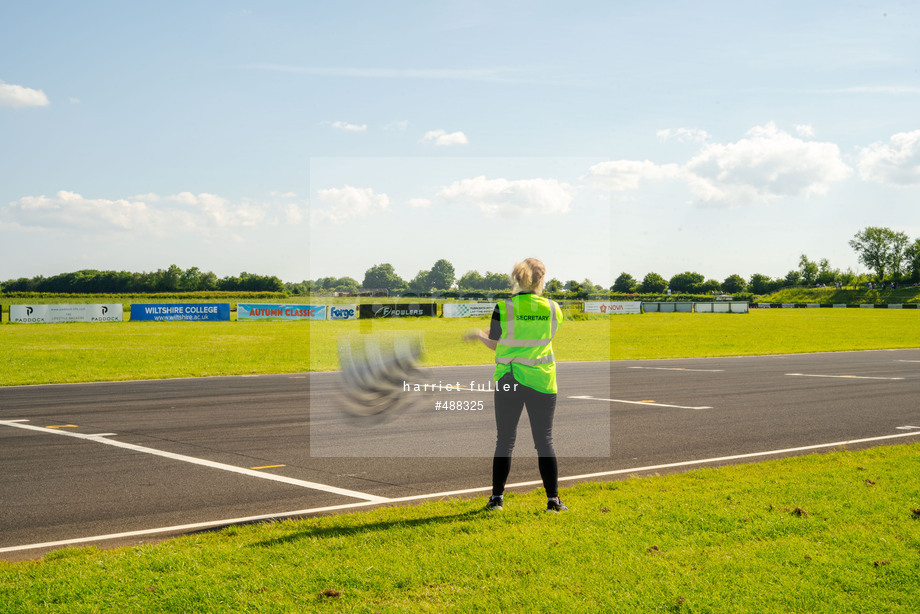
[
  {"x1": 358, "y1": 303, "x2": 437, "y2": 318},
  {"x1": 130, "y1": 303, "x2": 230, "y2": 322},
  {"x1": 237, "y1": 304, "x2": 327, "y2": 320},
  {"x1": 10, "y1": 304, "x2": 123, "y2": 323}
]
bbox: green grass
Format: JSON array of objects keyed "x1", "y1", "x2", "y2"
[
  {"x1": 2, "y1": 310, "x2": 919, "y2": 385},
  {"x1": 756, "y1": 286, "x2": 920, "y2": 305},
  {"x1": 2, "y1": 444, "x2": 919, "y2": 612}
]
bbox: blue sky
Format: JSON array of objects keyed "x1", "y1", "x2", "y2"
[{"x1": 2, "y1": 1, "x2": 918, "y2": 287}]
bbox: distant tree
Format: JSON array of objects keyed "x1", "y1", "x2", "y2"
[
  {"x1": 839, "y1": 268, "x2": 857, "y2": 288},
  {"x1": 427, "y1": 259, "x2": 456, "y2": 291},
  {"x1": 545, "y1": 278, "x2": 563, "y2": 294},
  {"x1": 458, "y1": 271, "x2": 484, "y2": 290},
  {"x1": 849, "y1": 226, "x2": 910, "y2": 282},
  {"x1": 639, "y1": 272, "x2": 668, "y2": 294},
  {"x1": 748, "y1": 273, "x2": 774, "y2": 295},
  {"x1": 816, "y1": 258, "x2": 839, "y2": 285},
  {"x1": 695, "y1": 279, "x2": 722, "y2": 294},
  {"x1": 333, "y1": 277, "x2": 359, "y2": 293},
  {"x1": 906, "y1": 238, "x2": 920, "y2": 283},
  {"x1": 483, "y1": 272, "x2": 512, "y2": 291},
  {"x1": 612, "y1": 272, "x2": 638, "y2": 293},
  {"x1": 722, "y1": 274, "x2": 747, "y2": 294},
  {"x1": 784, "y1": 270, "x2": 802, "y2": 287},
  {"x1": 407, "y1": 270, "x2": 431, "y2": 294},
  {"x1": 362, "y1": 263, "x2": 406, "y2": 291},
  {"x1": 564, "y1": 280, "x2": 582, "y2": 294},
  {"x1": 668, "y1": 271, "x2": 704, "y2": 293},
  {"x1": 799, "y1": 255, "x2": 818, "y2": 286}
]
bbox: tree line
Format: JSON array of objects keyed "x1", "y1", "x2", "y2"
[
  {"x1": 3, "y1": 227, "x2": 917, "y2": 297},
  {"x1": 1, "y1": 265, "x2": 285, "y2": 294}
]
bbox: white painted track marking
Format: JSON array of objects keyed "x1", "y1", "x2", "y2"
[
  {"x1": 0, "y1": 420, "x2": 387, "y2": 503},
  {"x1": 3, "y1": 429, "x2": 920, "y2": 555},
  {"x1": 628, "y1": 367, "x2": 724, "y2": 372},
  {"x1": 786, "y1": 373, "x2": 905, "y2": 381},
  {"x1": 570, "y1": 395, "x2": 712, "y2": 410}
]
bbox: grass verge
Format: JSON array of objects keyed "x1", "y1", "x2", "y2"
[
  {"x1": 2, "y1": 444, "x2": 919, "y2": 612},
  {"x1": 1, "y1": 310, "x2": 919, "y2": 386}
]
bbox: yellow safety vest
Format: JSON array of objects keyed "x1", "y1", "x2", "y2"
[{"x1": 494, "y1": 294, "x2": 562, "y2": 393}]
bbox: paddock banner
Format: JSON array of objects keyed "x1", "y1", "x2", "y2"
[
  {"x1": 358, "y1": 303, "x2": 437, "y2": 318},
  {"x1": 129, "y1": 303, "x2": 231, "y2": 322},
  {"x1": 10, "y1": 304, "x2": 124, "y2": 323},
  {"x1": 583, "y1": 301, "x2": 642, "y2": 315},
  {"x1": 237, "y1": 304, "x2": 327, "y2": 321},
  {"x1": 442, "y1": 303, "x2": 496, "y2": 318}
]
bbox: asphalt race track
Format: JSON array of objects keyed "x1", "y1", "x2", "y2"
[{"x1": 2, "y1": 349, "x2": 919, "y2": 560}]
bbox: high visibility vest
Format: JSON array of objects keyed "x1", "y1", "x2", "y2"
[{"x1": 494, "y1": 294, "x2": 562, "y2": 393}]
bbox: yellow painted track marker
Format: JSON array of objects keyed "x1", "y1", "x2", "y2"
[
  {"x1": 46, "y1": 425, "x2": 78, "y2": 429},
  {"x1": 251, "y1": 464, "x2": 286, "y2": 470}
]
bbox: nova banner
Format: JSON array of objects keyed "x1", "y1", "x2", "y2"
[
  {"x1": 443, "y1": 303, "x2": 497, "y2": 318},
  {"x1": 10, "y1": 304, "x2": 124, "y2": 323},
  {"x1": 238, "y1": 304, "x2": 327, "y2": 320},
  {"x1": 358, "y1": 303, "x2": 437, "y2": 318},
  {"x1": 584, "y1": 301, "x2": 642, "y2": 315},
  {"x1": 130, "y1": 303, "x2": 230, "y2": 322}
]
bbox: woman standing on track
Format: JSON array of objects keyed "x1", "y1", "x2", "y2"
[{"x1": 464, "y1": 258, "x2": 567, "y2": 512}]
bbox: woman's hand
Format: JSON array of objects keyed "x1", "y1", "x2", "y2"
[{"x1": 463, "y1": 328, "x2": 483, "y2": 342}]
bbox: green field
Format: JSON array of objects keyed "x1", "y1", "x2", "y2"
[
  {"x1": 2, "y1": 309, "x2": 920, "y2": 611},
  {"x1": 1, "y1": 309, "x2": 919, "y2": 386},
  {"x1": 3, "y1": 444, "x2": 919, "y2": 612}
]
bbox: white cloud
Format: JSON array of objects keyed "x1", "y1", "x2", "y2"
[
  {"x1": 657, "y1": 127, "x2": 710, "y2": 143},
  {"x1": 405, "y1": 198, "x2": 432, "y2": 208},
  {"x1": 284, "y1": 203, "x2": 306, "y2": 224},
  {"x1": 586, "y1": 123, "x2": 852, "y2": 206},
  {"x1": 584, "y1": 160, "x2": 683, "y2": 191},
  {"x1": 0, "y1": 80, "x2": 50, "y2": 108},
  {"x1": 313, "y1": 186, "x2": 389, "y2": 223},
  {"x1": 167, "y1": 192, "x2": 265, "y2": 226},
  {"x1": 331, "y1": 121, "x2": 367, "y2": 132},
  {"x1": 683, "y1": 123, "x2": 851, "y2": 205},
  {"x1": 858, "y1": 129, "x2": 920, "y2": 186},
  {"x1": 437, "y1": 176, "x2": 575, "y2": 217},
  {"x1": 795, "y1": 124, "x2": 815, "y2": 138},
  {"x1": 385, "y1": 120, "x2": 409, "y2": 131},
  {"x1": 421, "y1": 129, "x2": 469, "y2": 146},
  {"x1": 4, "y1": 190, "x2": 282, "y2": 235}
]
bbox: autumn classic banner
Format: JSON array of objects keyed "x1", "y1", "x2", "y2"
[{"x1": 237, "y1": 304, "x2": 327, "y2": 320}]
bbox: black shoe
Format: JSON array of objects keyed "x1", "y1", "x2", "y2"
[
  {"x1": 546, "y1": 497, "x2": 568, "y2": 512},
  {"x1": 486, "y1": 495, "x2": 504, "y2": 510}
]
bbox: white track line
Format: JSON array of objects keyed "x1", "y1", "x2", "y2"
[
  {"x1": 3, "y1": 429, "x2": 920, "y2": 555},
  {"x1": 786, "y1": 373, "x2": 905, "y2": 381},
  {"x1": 0, "y1": 420, "x2": 387, "y2": 504},
  {"x1": 628, "y1": 367, "x2": 724, "y2": 372},
  {"x1": 570, "y1": 395, "x2": 712, "y2": 410}
]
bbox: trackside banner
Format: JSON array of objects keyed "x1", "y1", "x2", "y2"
[
  {"x1": 11, "y1": 304, "x2": 123, "y2": 323},
  {"x1": 584, "y1": 301, "x2": 642, "y2": 315},
  {"x1": 238, "y1": 304, "x2": 327, "y2": 321},
  {"x1": 358, "y1": 303, "x2": 437, "y2": 318},
  {"x1": 443, "y1": 303, "x2": 497, "y2": 318},
  {"x1": 328, "y1": 305, "x2": 358, "y2": 320},
  {"x1": 130, "y1": 303, "x2": 230, "y2": 322}
]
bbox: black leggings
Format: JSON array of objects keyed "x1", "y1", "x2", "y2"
[{"x1": 491, "y1": 371, "x2": 559, "y2": 498}]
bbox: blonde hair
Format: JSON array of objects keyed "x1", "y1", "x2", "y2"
[{"x1": 512, "y1": 258, "x2": 546, "y2": 294}]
